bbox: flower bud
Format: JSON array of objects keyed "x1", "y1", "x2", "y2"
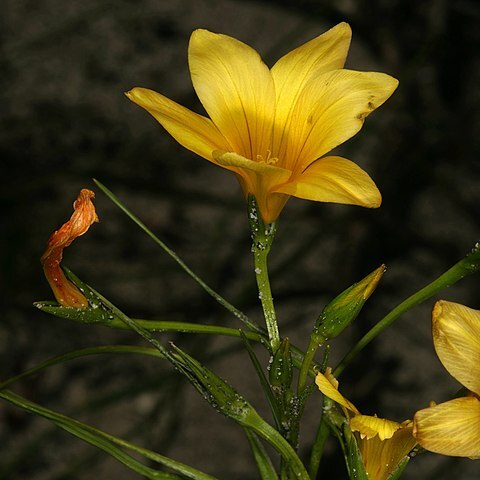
[
  {"x1": 269, "y1": 338, "x2": 293, "y2": 389},
  {"x1": 313, "y1": 265, "x2": 385, "y2": 343}
]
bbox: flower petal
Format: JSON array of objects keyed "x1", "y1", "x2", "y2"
[
  {"x1": 41, "y1": 189, "x2": 99, "y2": 308},
  {"x1": 315, "y1": 372, "x2": 360, "y2": 415},
  {"x1": 350, "y1": 414, "x2": 402, "y2": 440},
  {"x1": 214, "y1": 151, "x2": 291, "y2": 182},
  {"x1": 413, "y1": 396, "x2": 480, "y2": 457},
  {"x1": 358, "y1": 423, "x2": 416, "y2": 480},
  {"x1": 281, "y1": 69, "x2": 398, "y2": 171},
  {"x1": 214, "y1": 151, "x2": 291, "y2": 223},
  {"x1": 126, "y1": 87, "x2": 228, "y2": 163},
  {"x1": 188, "y1": 29, "x2": 275, "y2": 160},
  {"x1": 432, "y1": 301, "x2": 480, "y2": 396},
  {"x1": 271, "y1": 23, "x2": 351, "y2": 152},
  {"x1": 275, "y1": 156, "x2": 381, "y2": 208}
]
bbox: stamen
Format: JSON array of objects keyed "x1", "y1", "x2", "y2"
[{"x1": 256, "y1": 149, "x2": 279, "y2": 165}]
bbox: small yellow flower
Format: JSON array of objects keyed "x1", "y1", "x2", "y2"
[
  {"x1": 357, "y1": 422, "x2": 416, "y2": 480},
  {"x1": 413, "y1": 301, "x2": 480, "y2": 458},
  {"x1": 316, "y1": 369, "x2": 416, "y2": 479},
  {"x1": 41, "y1": 189, "x2": 99, "y2": 308},
  {"x1": 126, "y1": 23, "x2": 398, "y2": 223}
]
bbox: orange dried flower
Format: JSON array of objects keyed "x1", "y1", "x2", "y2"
[{"x1": 41, "y1": 189, "x2": 99, "y2": 308}]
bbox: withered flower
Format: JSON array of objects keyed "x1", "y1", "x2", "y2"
[{"x1": 41, "y1": 189, "x2": 98, "y2": 308}]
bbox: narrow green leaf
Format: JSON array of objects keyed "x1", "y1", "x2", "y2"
[
  {"x1": 94, "y1": 178, "x2": 261, "y2": 333},
  {"x1": 33, "y1": 267, "x2": 306, "y2": 478},
  {"x1": 344, "y1": 425, "x2": 369, "y2": 480},
  {"x1": 59, "y1": 267, "x2": 174, "y2": 361},
  {"x1": 387, "y1": 456, "x2": 410, "y2": 480},
  {"x1": 40, "y1": 268, "x2": 318, "y2": 388},
  {"x1": 0, "y1": 345, "x2": 163, "y2": 391},
  {"x1": 35, "y1": 296, "x2": 263, "y2": 344},
  {"x1": 34, "y1": 300, "x2": 112, "y2": 323},
  {"x1": 240, "y1": 331, "x2": 282, "y2": 430},
  {"x1": 335, "y1": 241, "x2": 480, "y2": 377},
  {"x1": 167, "y1": 344, "x2": 309, "y2": 479},
  {"x1": 244, "y1": 428, "x2": 278, "y2": 480},
  {"x1": 169, "y1": 343, "x2": 257, "y2": 425},
  {"x1": 0, "y1": 389, "x2": 218, "y2": 480},
  {"x1": 56, "y1": 421, "x2": 180, "y2": 479}
]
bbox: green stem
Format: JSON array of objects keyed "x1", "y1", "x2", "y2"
[
  {"x1": 308, "y1": 416, "x2": 329, "y2": 479},
  {"x1": 93, "y1": 179, "x2": 261, "y2": 334},
  {"x1": 297, "y1": 336, "x2": 322, "y2": 395},
  {"x1": 248, "y1": 196, "x2": 280, "y2": 352},
  {"x1": 254, "y1": 243, "x2": 280, "y2": 352},
  {"x1": 334, "y1": 246, "x2": 480, "y2": 377}
]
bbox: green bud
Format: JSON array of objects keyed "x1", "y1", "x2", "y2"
[
  {"x1": 269, "y1": 338, "x2": 293, "y2": 389},
  {"x1": 313, "y1": 265, "x2": 386, "y2": 343}
]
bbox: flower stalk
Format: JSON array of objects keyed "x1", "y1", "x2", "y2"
[{"x1": 248, "y1": 196, "x2": 280, "y2": 352}]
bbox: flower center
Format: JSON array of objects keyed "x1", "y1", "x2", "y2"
[{"x1": 256, "y1": 149, "x2": 279, "y2": 166}]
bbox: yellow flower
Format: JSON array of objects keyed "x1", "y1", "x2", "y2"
[
  {"x1": 316, "y1": 369, "x2": 416, "y2": 479},
  {"x1": 357, "y1": 423, "x2": 416, "y2": 480},
  {"x1": 413, "y1": 301, "x2": 480, "y2": 458},
  {"x1": 41, "y1": 189, "x2": 99, "y2": 308},
  {"x1": 126, "y1": 23, "x2": 398, "y2": 223}
]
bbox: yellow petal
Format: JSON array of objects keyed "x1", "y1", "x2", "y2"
[
  {"x1": 432, "y1": 301, "x2": 480, "y2": 396},
  {"x1": 282, "y1": 69, "x2": 398, "y2": 171},
  {"x1": 188, "y1": 29, "x2": 275, "y2": 161},
  {"x1": 271, "y1": 23, "x2": 351, "y2": 152},
  {"x1": 275, "y1": 156, "x2": 381, "y2": 208},
  {"x1": 358, "y1": 424, "x2": 416, "y2": 480},
  {"x1": 126, "y1": 87, "x2": 228, "y2": 162},
  {"x1": 214, "y1": 151, "x2": 291, "y2": 223},
  {"x1": 413, "y1": 396, "x2": 480, "y2": 457},
  {"x1": 350, "y1": 414, "x2": 402, "y2": 440},
  {"x1": 315, "y1": 372, "x2": 360, "y2": 415}
]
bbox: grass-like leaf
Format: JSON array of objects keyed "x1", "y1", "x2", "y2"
[
  {"x1": 0, "y1": 389, "x2": 218, "y2": 480},
  {"x1": 94, "y1": 178, "x2": 262, "y2": 333},
  {"x1": 243, "y1": 428, "x2": 278, "y2": 480},
  {"x1": 240, "y1": 331, "x2": 282, "y2": 430}
]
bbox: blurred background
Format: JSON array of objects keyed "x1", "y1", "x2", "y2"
[{"x1": 1, "y1": 0, "x2": 479, "y2": 478}]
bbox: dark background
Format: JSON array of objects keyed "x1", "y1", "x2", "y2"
[{"x1": 1, "y1": 0, "x2": 479, "y2": 478}]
